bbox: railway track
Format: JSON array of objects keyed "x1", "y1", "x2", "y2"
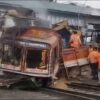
[
  {"x1": 0, "y1": 78, "x2": 97, "y2": 100},
  {"x1": 41, "y1": 87, "x2": 97, "y2": 100},
  {"x1": 0, "y1": 87, "x2": 95, "y2": 100},
  {"x1": 0, "y1": 74, "x2": 99, "y2": 100},
  {"x1": 67, "y1": 82, "x2": 100, "y2": 91},
  {"x1": 66, "y1": 82, "x2": 100, "y2": 100}
]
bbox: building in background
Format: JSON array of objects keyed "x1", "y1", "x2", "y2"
[{"x1": 0, "y1": 1, "x2": 100, "y2": 34}]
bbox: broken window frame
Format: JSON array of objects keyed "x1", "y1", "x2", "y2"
[
  {"x1": 1, "y1": 43, "x2": 24, "y2": 69},
  {"x1": 24, "y1": 47, "x2": 49, "y2": 70}
]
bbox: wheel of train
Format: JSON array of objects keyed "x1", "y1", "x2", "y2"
[
  {"x1": 31, "y1": 77, "x2": 52, "y2": 87},
  {"x1": 2, "y1": 71, "x2": 52, "y2": 89},
  {"x1": 9, "y1": 77, "x2": 52, "y2": 90}
]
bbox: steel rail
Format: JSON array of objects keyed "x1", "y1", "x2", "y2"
[
  {"x1": 41, "y1": 87, "x2": 96, "y2": 100},
  {"x1": 67, "y1": 82, "x2": 100, "y2": 91},
  {"x1": 66, "y1": 83, "x2": 100, "y2": 100}
]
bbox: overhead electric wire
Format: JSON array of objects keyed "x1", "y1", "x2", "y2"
[{"x1": 77, "y1": 0, "x2": 87, "y2": 30}]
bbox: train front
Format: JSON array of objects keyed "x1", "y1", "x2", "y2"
[{"x1": 0, "y1": 27, "x2": 59, "y2": 78}]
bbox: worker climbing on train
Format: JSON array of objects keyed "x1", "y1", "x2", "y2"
[
  {"x1": 69, "y1": 31, "x2": 81, "y2": 48},
  {"x1": 88, "y1": 46, "x2": 99, "y2": 80}
]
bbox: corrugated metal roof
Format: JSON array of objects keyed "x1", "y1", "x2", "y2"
[
  {"x1": 47, "y1": 2, "x2": 100, "y2": 17},
  {"x1": 0, "y1": 1, "x2": 100, "y2": 17}
]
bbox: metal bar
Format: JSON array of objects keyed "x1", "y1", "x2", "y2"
[
  {"x1": 42, "y1": 87, "x2": 96, "y2": 100},
  {"x1": 67, "y1": 82, "x2": 100, "y2": 90}
]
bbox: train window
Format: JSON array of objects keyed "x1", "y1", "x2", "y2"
[
  {"x1": 2, "y1": 44, "x2": 22, "y2": 66},
  {"x1": 26, "y1": 49, "x2": 48, "y2": 69}
]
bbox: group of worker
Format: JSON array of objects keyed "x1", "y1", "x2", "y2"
[
  {"x1": 47, "y1": 29, "x2": 100, "y2": 81},
  {"x1": 69, "y1": 31, "x2": 100, "y2": 83},
  {"x1": 88, "y1": 45, "x2": 100, "y2": 83}
]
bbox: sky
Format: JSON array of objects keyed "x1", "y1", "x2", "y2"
[
  {"x1": 57, "y1": 0, "x2": 100, "y2": 9},
  {"x1": 0, "y1": 0, "x2": 100, "y2": 9}
]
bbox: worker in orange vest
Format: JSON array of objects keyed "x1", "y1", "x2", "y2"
[
  {"x1": 69, "y1": 31, "x2": 81, "y2": 48},
  {"x1": 88, "y1": 47, "x2": 99, "y2": 80},
  {"x1": 97, "y1": 48, "x2": 100, "y2": 83}
]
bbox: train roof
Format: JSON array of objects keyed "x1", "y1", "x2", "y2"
[{"x1": 17, "y1": 27, "x2": 59, "y2": 48}]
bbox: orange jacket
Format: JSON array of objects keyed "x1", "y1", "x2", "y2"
[
  {"x1": 88, "y1": 50, "x2": 99, "y2": 63},
  {"x1": 70, "y1": 34, "x2": 81, "y2": 48},
  {"x1": 88, "y1": 47, "x2": 93, "y2": 53},
  {"x1": 98, "y1": 53, "x2": 100, "y2": 70}
]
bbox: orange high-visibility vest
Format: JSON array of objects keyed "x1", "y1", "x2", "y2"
[
  {"x1": 88, "y1": 51, "x2": 99, "y2": 63},
  {"x1": 98, "y1": 53, "x2": 100, "y2": 69},
  {"x1": 88, "y1": 47, "x2": 93, "y2": 53},
  {"x1": 70, "y1": 34, "x2": 81, "y2": 48}
]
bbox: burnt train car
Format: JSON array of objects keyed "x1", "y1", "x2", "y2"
[
  {"x1": 0, "y1": 15, "x2": 90, "y2": 87},
  {"x1": 0, "y1": 27, "x2": 61, "y2": 80}
]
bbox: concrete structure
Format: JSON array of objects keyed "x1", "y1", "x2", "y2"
[
  {"x1": 0, "y1": 2, "x2": 35, "y2": 17},
  {"x1": 0, "y1": 1, "x2": 100, "y2": 33}
]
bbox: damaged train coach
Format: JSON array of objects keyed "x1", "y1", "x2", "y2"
[{"x1": 0, "y1": 26, "x2": 61, "y2": 79}]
